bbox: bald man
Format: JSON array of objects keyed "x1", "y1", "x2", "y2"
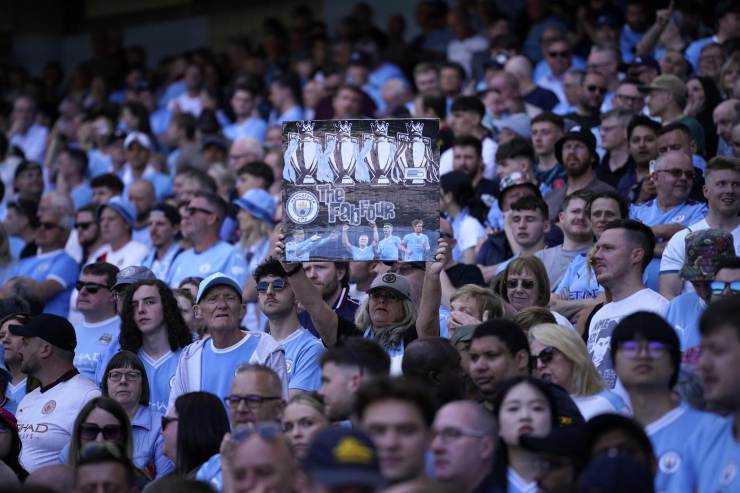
[
  {"x1": 224, "y1": 425, "x2": 296, "y2": 493},
  {"x1": 401, "y1": 338, "x2": 466, "y2": 405},
  {"x1": 228, "y1": 137, "x2": 265, "y2": 172},
  {"x1": 25, "y1": 464, "x2": 75, "y2": 493},
  {"x1": 504, "y1": 55, "x2": 559, "y2": 112},
  {"x1": 713, "y1": 99, "x2": 740, "y2": 157},
  {"x1": 430, "y1": 401, "x2": 497, "y2": 492}
]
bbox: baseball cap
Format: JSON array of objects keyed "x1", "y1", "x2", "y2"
[
  {"x1": 629, "y1": 55, "x2": 660, "y2": 73},
  {"x1": 112, "y1": 266, "x2": 156, "y2": 291},
  {"x1": 123, "y1": 131, "x2": 152, "y2": 150},
  {"x1": 234, "y1": 188, "x2": 276, "y2": 226},
  {"x1": 97, "y1": 196, "x2": 136, "y2": 228},
  {"x1": 555, "y1": 127, "x2": 597, "y2": 164},
  {"x1": 9, "y1": 313, "x2": 77, "y2": 352},
  {"x1": 302, "y1": 426, "x2": 383, "y2": 488},
  {"x1": 196, "y1": 272, "x2": 243, "y2": 304},
  {"x1": 639, "y1": 74, "x2": 687, "y2": 106},
  {"x1": 497, "y1": 170, "x2": 541, "y2": 209},
  {"x1": 578, "y1": 450, "x2": 655, "y2": 493},
  {"x1": 449, "y1": 324, "x2": 477, "y2": 346},
  {"x1": 680, "y1": 229, "x2": 735, "y2": 281},
  {"x1": 520, "y1": 426, "x2": 588, "y2": 467},
  {"x1": 201, "y1": 135, "x2": 229, "y2": 153},
  {"x1": 496, "y1": 113, "x2": 532, "y2": 140},
  {"x1": 367, "y1": 272, "x2": 411, "y2": 301}
]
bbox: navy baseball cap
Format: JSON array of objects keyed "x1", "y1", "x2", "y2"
[
  {"x1": 196, "y1": 272, "x2": 243, "y2": 304},
  {"x1": 112, "y1": 266, "x2": 156, "y2": 291},
  {"x1": 10, "y1": 314, "x2": 77, "y2": 352},
  {"x1": 302, "y1": 426, "x2": 383, "y2": 488}
]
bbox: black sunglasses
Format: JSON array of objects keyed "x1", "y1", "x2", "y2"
[
  {"x1": 75, "y1": 281, "x2": 111, "y2": 294},
  {"x1": 506, "y1": 279, "x2": 536, "y2": 290},
  {"x1": 586, "y1": 85, "x2": 608, "y2": 95},
  {"x1": 186, "y1": 206, "x2": 215, "y2": 216},
  {"x1": 75, "y1": 222, "x2": 94, "y2": 230},
  {"x1": 547, "y1": 50, "x2": 570, "y2": 58},
  {"x1": 533, "y1": 346, "x2": 558, "y2": 365},
  {"x1": 255, "y1": 279, "x2": 288, "y2": 293},
  {"x1": 39, "y1": 222, "x2": 61, "y2": 231},
  {"x1": 80, "y1": 423, "x2": 123, "y2": 441}
]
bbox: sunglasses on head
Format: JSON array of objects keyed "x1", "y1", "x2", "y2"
[
  {"x1": 533, "y1": 346, "x2": 558, "y2": 365},
  {"x1": 586, "y1": 85, "x2": 607, "y2": 95},
  {"x1": 232, "y1": 422, "x2": 283, "y2": 442},
  {"x1": 79, "y1": 423, "x2": 123, "y2": 442},
  {"x1": 75, "y1": 281, "x2": 111, "y2": 294},
  {"x1": 506, "y1": 279, "x2": 536, "y2": 290},
  {"x1": 709, "y1": 280, "x2": 740, "y2": 295},
  {"x1": 255, "y1": 279, "x2": 288, "y2": 293}
]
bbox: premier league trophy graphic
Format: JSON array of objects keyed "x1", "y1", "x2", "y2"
[
  {"x1": 328, "y1": 121, "x2": 359, "y2": 185},
  {"x1": 285, "y1": 120, "x2": 320, "y2": 185},
  {"x1": 365, "y1": 120, "x2": 396, "y2": 186},
  {"x1": 397, "y1": 121, "x2": 435, "y2": 185}
]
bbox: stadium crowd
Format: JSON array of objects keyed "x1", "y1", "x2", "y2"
[{"x1": 0, "y1": 0, "x2": 740, "y2": 492}]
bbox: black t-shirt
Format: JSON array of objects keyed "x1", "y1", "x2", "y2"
[
  {"x1": 446, "y1": 263, "x2": 486, "y2": 288},
  {"x1": 475, "y1": 177, "x2": 499, "y2": 209}
]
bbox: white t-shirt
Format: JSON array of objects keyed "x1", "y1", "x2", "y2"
[
  {"x1": 17, "y1": 373, "x2": 100, "y2": 472},
  {"x1": 587, "y1": 288, "x2": 668, "y2": 391},
  {"x1": 168, "y1": 92, "x2": 204, "y2": 117},
  {"x1": 90, "y1": 240, "x2": 149, "y2": 270}
]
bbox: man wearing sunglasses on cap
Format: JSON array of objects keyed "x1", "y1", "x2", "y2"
[
  {"x1": 254, "y1": 258, "x2": 324, "y2": 396},
  {"x1": 612, "y1": 311, "x2": 716, "y2": 493},
  {"x1": 12, "y1": 314, "x2": 101, "y2": 473},
  {"x1": 5, "y1": 206, "x2": 79, "y2": 318},
  {"x1": 72, "y1": 262, "x2": 120, "y2": 381}
]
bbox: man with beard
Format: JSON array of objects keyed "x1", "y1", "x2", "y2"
[
  {"x1": 75, "y1": 204, "x2": 106, "y2": 266},
  {"x1": 544, "y1": 128, "x2": 615, "y2": 223},
  {"x1": 630, "y1": 151, "x2": 707, "y2": 290},
  {"x1": 625, "y1": 115, "x2": 660, "y2": 204},
  {"x1": 563, "y1": 70, "x2": 607, "y2": 130},
  {"x1": 141, "y1": 203, "x2": 182, "y2": 282},
  {"x1": 452, "y1": 135, "x2": 498, "y2": 208},
  {"x1": 660, "y1": 156, "x2": 740, "y2": 299},
  {"x1": 12, "y1": 314, "x2": 100, "y2": 472}
]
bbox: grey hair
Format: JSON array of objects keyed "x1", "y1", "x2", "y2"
[
  {"x1": 235, "y1": 363, "x2": 283, "y2": 397},
  {"x1": 354, "y1": 296, "x2": 417, "y2": 336}
]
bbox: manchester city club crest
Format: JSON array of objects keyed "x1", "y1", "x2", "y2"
[
  {"x1": 658, "y1": 451, "x2": 681, "y2": 474},
  {"x1": 286, "y1": 191, "x2": 320, "y2": 225}
]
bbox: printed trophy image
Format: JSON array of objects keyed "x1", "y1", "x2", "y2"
[
  {"x1": 328, "y1": 121, "x2": 358, "y2": 185},
  {"x1": 365, "y1": 120, "x2": 396, "y2": 186},
  {"x1": 285, "y1": 120, "x2": 320, "y2": 185},
  {"x1": 397, "y1": 121, "x2": 433, "y2": 185}
]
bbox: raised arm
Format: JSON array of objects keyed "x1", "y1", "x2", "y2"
[
  {"x1": 416, "y1": 239, "x2": 449, "y2": 339},
  {"x1": 341, "y1": 225, "x2": 353, "y2": 253},
  {"x1": 371, "y1": 221, "x2": 379, "y2": 247},
  {"x1": 275, "y1": 232, "x2": 342, "y2": 347}
]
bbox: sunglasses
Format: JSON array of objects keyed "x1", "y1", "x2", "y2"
[
  {"x1": 75, "y1": 281, "x2": 111, "y2": 294},
  {"x1": 233, "y1": 422, "x2": 283, "y2": 442},
  {"x1": 80, "y1": 423, "x2": 123, "y2": 442},
  {"x1": 617, "y1": 340, "x2": 669, "y2": 359},
  {"x1": 107, "y1": 370, "x2": 142, "y2": 382},
  {"x1": 255, "y1": 279, "x2": 288, "y2": 293},
  {"x1": 369, "y1": 290, "x2": 402, "y2": 301},
  {"x1": 185, "y1": 206, "x2": 215, "y2": 216},
  {"x1": 586, "y1": 85, "x2": 608, "y2": 95},
  {"x1": 506, "y1": 279, "x2": 536, "y2": 290},
  {"x1": 655, "y1": 169, "x2": 695, "y2": 180},
  {"x1": 39, "y1": 222, "x2": 61, "y2": 231},
  {"x1": 75, "y1": 222, "x2": 94, "y2": 230},
  {"x1": 547, "y1": 50, "x2": 570, "y2": 58},
  {"x1": 161, "y1": 416, "x2": 179, "y2": 430},
  {"x1": 224, "y1": 394, "x2": 282, "y2": 409},
  {"x1": 532, "y1": 346, "x2": 558, "y2": 365},
  {"x1": 709, "y1": 280, "x2": 740, "y2": 295}
]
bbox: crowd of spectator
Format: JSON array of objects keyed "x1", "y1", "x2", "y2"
[{"x1": 0, "y1": 0, "x2": 740, "y2": 492}]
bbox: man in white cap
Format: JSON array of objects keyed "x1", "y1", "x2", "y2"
[
  {"x1": 168, "y1": 272, "x2": 288, "y2": 407},
  {"x1": 120, "y1": 131, "x2": 171, "y2": 202},
  {"x1": 91, "y1": 196, "x2": 148, "y2": 270}
]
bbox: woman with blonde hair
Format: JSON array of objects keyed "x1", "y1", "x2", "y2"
[
  {"x1": 282, "y1": 392, "x2": 329, "y2": 460},
  {"x1": 529, "y1": 323, "x2": 629, "y2": 419}
]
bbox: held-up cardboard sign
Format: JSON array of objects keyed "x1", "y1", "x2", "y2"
[{"x1": 282, "y1": 118, "x2": 440, "y2": 262}]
